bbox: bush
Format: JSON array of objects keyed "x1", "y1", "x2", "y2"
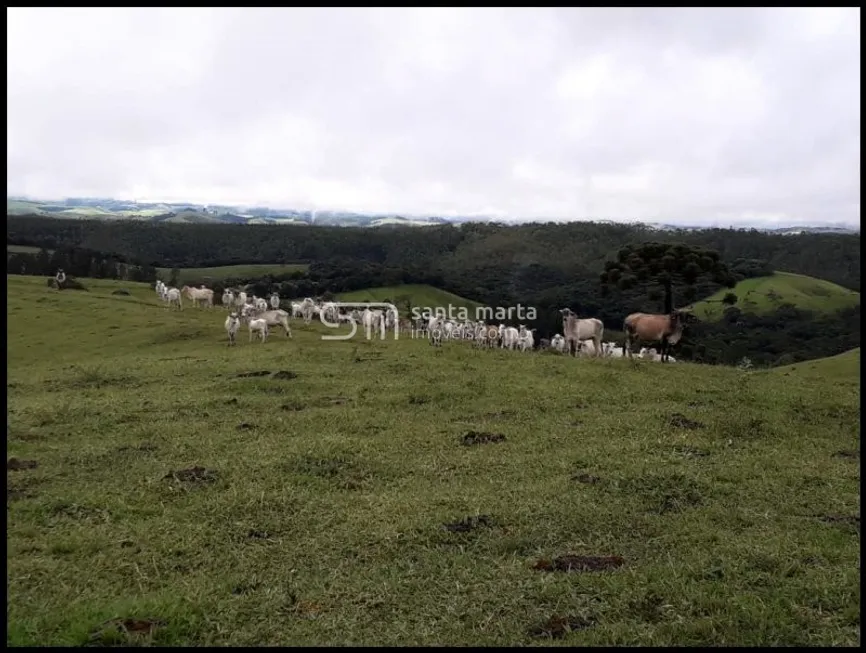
[{"x1": 46, "y1": 277, "x2": 88, "y2": 291}]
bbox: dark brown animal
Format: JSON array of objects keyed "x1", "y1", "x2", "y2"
[{"x1": 623, "y1": 310, "x2": 692, "y2": 362}]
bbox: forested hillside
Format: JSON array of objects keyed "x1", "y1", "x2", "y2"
[{"x1": 7, "y1": 215, "x2": 860, "y2": 367}]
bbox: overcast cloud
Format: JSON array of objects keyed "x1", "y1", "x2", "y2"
[{"x1": 6, "y1": 8, "x2": 861, "y2": 227}]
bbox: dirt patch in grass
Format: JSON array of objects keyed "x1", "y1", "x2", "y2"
[
  {"x1": 483, "y1": 410, "x2": 516, "y2": 420},
  {"x1": 281, "y1": 401, "x2": 306, "y2": 411},
  {"x1": 7, "y1": 457, "x2": 38, "y2": 471},
  {"x1": 832, "y1": 450, "x2": 859, "y2": 459},
  {"x1": 527, "y1": 614, "x2": 596, "y2": 639},
  {"x1": 163, "y1": 466, "x2": 218, "y2": 485},
  {"x1": 572, "y1": 472, "x2": 602, "y2": 484},
  {"x1": 283, "y1": 455, "x2": 377, "y2": 490},
  {"x1": 88, "y1": 618, "x2": 165, "y2": 645},
  {"x1": 408, "y1": 395, "x2": 430, "y2": 405},
  {"x1": 150, "y1": 328, "x2": 207, "y2": 345},
  {"x1": 628, "y1": 591, "x2": 671, "y2": 623},
  {"x1": 671, "y1": 445, "x2": 710, "y2": 458},
  {"x1": 815, "y1": 514, "x2": 860, "y2": 534},
  {"x1": 442, "y1": 515, "x2": 495, "y2": 533},
  {"x1": 668, "y1": 413, "x2": 704, "y2": 430},
  {"x1": 236, "y1": 370, "x2": 271, "y2": 378},
  {"x1": 232, "y1": 581, "x2": 261, "y2": 595},
  {"x1": 50, "y1": 502, "x2": 111, "y2": 523},
  {"x1": 111, "y1": 289, "x2": 131, "y2": 296},
  {"x1": 246, "y1": 529, "x2": 273, "y2": 540},
  {"x1": 533, "y1": 554, "x2": 625, "y2": 573},
  {"x1": 620, "y1": 473, "x2": 708, "y2": 514},
  {"x1": 461, "y1": 431, "x2": 506, "y2": 446},
  {"x1": 116, "y1": 442, "x2": 157, "y2": 454},
  {"x1": 237, "y1": 422, "x2": 257, "y2": 430},
  {"x1": 272, "y1": 370, "x2": 297, "y2": 380}
]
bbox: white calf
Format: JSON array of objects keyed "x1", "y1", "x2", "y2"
[
  {"x1": 249, "y1": 318, "x2": 269, "y2": 343},
  {"x1": 225, "y1": 312, "x2": 241, "y2": 346},
  {"x1": 165, "y1": 287, "x2": 182, "y2": 310}
]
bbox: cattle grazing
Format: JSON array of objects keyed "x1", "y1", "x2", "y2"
[
  {"x1": 182, "y1": 285, "x2": 214, "y2": 309},
  {"x1": 559, "y1": 308, "x2": 604, "y2": 357},
  {"x1": 165, "y1": 287, "x2": 183, "y2": 310},
  {"x1": 248, "y1": 318, "x2": 269, "y2": 343},
  {"x1": 623, "y1": 310, "x2": 692, "y2": 362},
  {"x1": 225, "y1": 312, "x2": 241, "y2": 346}
]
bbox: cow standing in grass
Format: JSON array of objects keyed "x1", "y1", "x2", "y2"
[{"x1": 623, "y1": 310, "x2": 692, "y2": 362}]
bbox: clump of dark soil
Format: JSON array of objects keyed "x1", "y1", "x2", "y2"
[
  {"x1": 227, "y1": 398, "x2": 238, "y2": 405},
  {"x1": 7, "y1": 486, "x2": 34, "y2": 503},
  {"x1": 237, "y1": 422, "x2": 257, "y2": 430},
  {"x1": 232, "y1": 581, "x2": 261, "y2": 595},
  {"x1": 527, "y1": 614, "x2": 596, "y2": 638},
  {"x1": 533, "y1": 554, "x2": 625, "y2": 572},
  {"x1": 111, "y1": 289, "x2": 131, "y2": 296},
  {"x1": 833, "y1": 450, "x2": 860, "y2": 459},
  {"x1": 281, "y1": 401, "x2": 306, "y2": 411},
  {"x1": 668, "y1": 413, "x2": 704, "y2": 430},
  {"x1": 236, "y1": 370, "x2": 271, "y2": 378},
  {"x1": 163, "y1": 467, "x2": 218, "y2": 484},
  {"x1": 572, "y1": 472, "x2": 601, "y2": 484},
  {"x1": 7, "y1": 457, "x2": 38, "y2": 471},
  {"x1": 88, "y1": 618, "x2": 164, "y2": 644},
  {"x1": 461, "y1": 431, "x2": 506, "y2": 446},
  {"x1": 272, "y1": 370, "x2": 297, "y2": 380},
  {"x1": 247, "y1": 529, "x2": 272, "y2": 540},
  {"x1": 816, "y1": 514, "x2": 860, "y2": 533},
  {"x1": 672, "y1": 445, "x2": 710, "y2": 458},
  {"x1": 408, "y1": 395, "x2": 429, "y2": 405},
  {"x1": 117, "y1": 442, "x2": 157, "y2": 453},
  {"x1": 621, "y1": 473, "x2": 707, "y2": 514},
  {"x1": 443, "y1": 514, "x2": 494, "y2": 533}
]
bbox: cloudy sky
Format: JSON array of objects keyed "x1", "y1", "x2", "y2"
[{"x1": 7, "y1": 8, "x2": 861, "y2": 227}]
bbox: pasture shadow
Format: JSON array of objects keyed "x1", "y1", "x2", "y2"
[
  {"x1": 461, "y1": 431, "x2": 506, "y2": 446},
  {"x1": 7, "y1": 457, "x2": 38, "y2": 471},
  {"x1": 527, "y1": 614, "x2": 597, "y2": 639},
  {"x1": 533, "y1": 554, "x2": 625, "y2": 573}
]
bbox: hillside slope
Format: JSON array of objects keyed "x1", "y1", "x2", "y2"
[
  {"x1": 771, "y1": 347, "x2": 860, "y2": 382},
  {"x1": 6, "y1": 273, "x2": 859, "y2": 646},
  {"x1": 690, "y1": 272, "x2": 860, "y2": 320},
  {"x1": 337, "y1": 284, "x2": 483, "y2": 317}
]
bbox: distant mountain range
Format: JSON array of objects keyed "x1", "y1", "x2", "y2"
[{"x1": 6, "y1": 196, "x2": 860, "y2": 234}]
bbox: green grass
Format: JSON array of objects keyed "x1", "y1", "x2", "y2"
[
  {"x1": 690, "y1": 272, "x2": 860, "y2": 321},
  {"x1": 7, "y1": 245, "x2": 47, "y2": 254},
  {"x1": 7, "y1": 274, "x2": 860, "y2": 646},
  {"x1": 772, "y1": 348, "x2": 860, "y2": 383},
  {"x1": 156, "y1": 263, "x2": 310, "y2": 284},
  {"x1": 338, "y1": 284, "x2": 483, "y2": 318}
]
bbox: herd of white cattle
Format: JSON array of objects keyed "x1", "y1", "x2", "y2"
[{"x1": 152, "y1": 280, "x2": 676, "y2": 362}]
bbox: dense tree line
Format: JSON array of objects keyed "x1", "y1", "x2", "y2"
[
  {"x1": 681, "y1": 305, "x2": 860, "y2": 367},
  {"x1": 7, "y1": 215, "x2": 859, "y2": 290},
  {"x1": 6, "y1": 247, "x2": 158, "y2": 283},
  {"x1": 6, "y1": 215, "x2": 859, "y2": 367}
]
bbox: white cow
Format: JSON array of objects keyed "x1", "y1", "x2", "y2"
[
  {"x1": 248, "y1": 318, "x2": 269, "y2": 343},
  {"x1": 269, "y1": 293, "x2": 280, "y2": 310},
  {"x1": 559, "y1": 308, "x2": 604, "y2": 357},
  {"x1": 502, "y1": 326, "x2": 520, "y2": 350},
  {"x1": 225, "y1": 312, "x2": 241, "y2": 346},
  {"x1": 182, "y1": 285, "x2": 214, "y2": 309},
  {"x1": 222, "y1": 290, "x2": 235, "y2": 309},
  {"x1": 165, "y1": 287, "x2": 183, "y2": 310}
]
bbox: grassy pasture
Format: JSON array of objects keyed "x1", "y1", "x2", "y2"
[
  {"x1": 689, "y1": 272, "x2": 860, "y2": 321},
  {"x1": 338, "y1": 284, "x2": 483, "y2": 318},
  {"x1": 155, "y1": 263, "x2": 309, "y2": 285},
  {"x1": 6, "y1": 274, "x2": 860, "y2": 646}
]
